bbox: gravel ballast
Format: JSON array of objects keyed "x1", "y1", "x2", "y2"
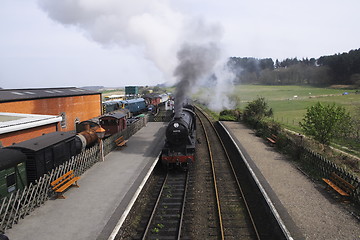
[{"x1": 222, "y1": 122, "x2": 360, "y2": 240}]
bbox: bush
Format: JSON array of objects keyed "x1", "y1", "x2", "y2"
[
  {"x1": 243, "y1": 97, "x2": 273, "y2": 127},
  {"x1": 219, "y1": 109, "x2": 241, "y2": 121},
  {"x1": 219, "y1": 115, "x2": 237, "y2": 121}
]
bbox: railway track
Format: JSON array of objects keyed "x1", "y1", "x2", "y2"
[
  {"x1": 141, "y1": 171, "x2": 188, "y2": 240},
  {"x1": 195, "y1": 107, "x2": 259, "y2": 239},
  {"x1": 115, "y1": 107, "x2": 291, "y2": 240}
]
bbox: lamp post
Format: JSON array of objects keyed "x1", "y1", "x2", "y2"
[{"x1": 96, "y1": 127, "x2": 106, "y2": 162}]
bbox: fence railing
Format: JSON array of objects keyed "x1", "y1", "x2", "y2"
[
  {"x1": 285, "y1": 134, "x2": 360, "y2": 205},
  {"x1": 0, "y1": 115, "x2": 148, "y2": 234},
  {"x1": 0, "y1": 146, "x2": 100, "y2": 233}
]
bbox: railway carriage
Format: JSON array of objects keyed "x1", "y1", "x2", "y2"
[
  {"x1": 6, "y1": 132, "x2": 78, "y2": 184},
  {"x1": 99, "y1": 110, "x2": 128, "y2": 137},
  {"x1": 121, "y1": 98, "x2": 147, "y2": 115}
]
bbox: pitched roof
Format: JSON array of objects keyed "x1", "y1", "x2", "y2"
[{"x1": 0, "y1": 87, "x2": 100, "y2": 103}]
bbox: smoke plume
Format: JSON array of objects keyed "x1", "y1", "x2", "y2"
[
  {"x1": 173, "y1": 43, "x2": 221, "y2": 117},
  {"x1": 38, "y1": 0, "x2": 235, "y2": 112},
  {"x1": 38, "y1": 0, "x2": 184, "y2": 82}
]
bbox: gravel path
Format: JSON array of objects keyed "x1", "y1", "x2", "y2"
[{"x1": 222, "y1": 122, "x2": 360, "y2": 240}]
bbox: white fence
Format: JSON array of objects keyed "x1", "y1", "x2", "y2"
[{"x1": 0, "y1": 115, "x2": 148, "y2": 233}]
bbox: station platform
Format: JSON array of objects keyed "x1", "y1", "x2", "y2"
[
  {"x1": 220, "y1": 121, "x2": 360, "y2": 240},
  {"x1": 6, "y1": 122, "x2": 167, "y2": 240}
]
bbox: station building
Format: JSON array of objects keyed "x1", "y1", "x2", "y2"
[{"x1": 0, "y1": 87, "x2": 102, "y2": 135}]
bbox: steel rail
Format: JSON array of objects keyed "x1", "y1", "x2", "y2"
[
  {"x1": 197, "y1": 106, "x2": 261, "y2": 239},
  {"x1": 177, "y1": 172, "x2": 189, "y2": 240},
  {"x1": 141, "y1": 171, "x2": 188, "y2": 240},
  {"x1": 196, "y1": 109, "x2": 225, "y2": 240},
  {"x1": 141, "y1": 173, "x2": 168, "y2": 240}
]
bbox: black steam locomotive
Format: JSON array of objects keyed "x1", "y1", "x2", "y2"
[{"x1": 161, "y1": 104, "x2": 196, "y2": 170}]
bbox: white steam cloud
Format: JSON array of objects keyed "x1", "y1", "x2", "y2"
[
  {"x1": 206, "y1": 63, "x2": 237, "y2": 111},
  {"x1": 38, "y1": 0, "x2": 183, "y2": 82},
  {"x1": 38, "y1": 0, "x2": 236, "y2": 111}
]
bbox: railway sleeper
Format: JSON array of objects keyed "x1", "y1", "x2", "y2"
[
  {"x1": 150, "y1": 232, "x2": 179, "y2": 238},
  {"x1": 222, "y1": 197, "x2": 243, "y2": 201},
  {"x1": 160, "y1": 201, "x2": 182, "y2": 206},
  {"x1": 167, "y1": 193, "x2": 184, "y2": 197},
  {"x1": 159, "y1": 214, "x2": 181, "y2": 218},
  {"x1": 158, "y1": 203, "x2": 180, "y2": 209}
]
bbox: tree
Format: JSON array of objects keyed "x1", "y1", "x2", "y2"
[
  {"x1": 299, "y1": 102, "x2": 352, "y2": 145},
  {"x1": 243, "y1": 97, "x2": 273, "y2": 124}
]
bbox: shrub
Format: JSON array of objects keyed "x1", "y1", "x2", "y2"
[
  {"x1": 243, "y1": 97, "x2": 273, "y2": 127},
  {"x1": 219, "y1": 109, "x2": 241, "y2": 121},
  {"x1": 299, "y1": 102, "x2": 352, "y2": 145}
]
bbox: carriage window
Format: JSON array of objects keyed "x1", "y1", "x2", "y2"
[{"x1": 6, "y1": 173, "x2": 16, "y2": 193}]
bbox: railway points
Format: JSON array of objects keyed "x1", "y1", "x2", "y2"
[{"x1": 5, "y1": 122, "x2": 167, "y2": 240}]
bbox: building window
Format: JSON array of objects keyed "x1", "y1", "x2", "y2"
[{"x1": 60, "y1": 112, "x2": 67, "y2": 128}]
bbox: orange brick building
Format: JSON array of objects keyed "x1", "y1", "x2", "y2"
[{"x1": 0, "y1": 87, "x2": 102, "y2": 133}]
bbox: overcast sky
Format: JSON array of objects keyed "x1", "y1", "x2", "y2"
[{"x1": 1, "y1": 0, "x2": 359, "y2": 90}]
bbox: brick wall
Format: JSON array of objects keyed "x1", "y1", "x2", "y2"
[{"x1": 0, "y1": 95, "x2": 101, "y2": 132}]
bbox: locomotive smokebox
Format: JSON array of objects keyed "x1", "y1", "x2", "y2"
[
  {"x1": 165, "y1": 108, "x2": 195, "y2": 146},
  {"x1": 166, "y1": 119, "x2": 189, "y2": 146}
]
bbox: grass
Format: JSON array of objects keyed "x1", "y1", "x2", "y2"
[
  {"x1": 232, "y1": 85, "x2": 356, "y2": 103},
  {"x1": 224, "y1": 84, "x2": 360, "y2": 156},
  {"x1": 229, "y1": 85, "x2": 360, "y2": 131}
]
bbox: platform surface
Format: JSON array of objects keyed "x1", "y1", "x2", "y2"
[{"x1": 6, "y1": 122, "x2": 167, "y2": 240}]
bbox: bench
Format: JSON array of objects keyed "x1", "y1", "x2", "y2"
[
  {"x1": 322, "y1": 172, "x2": 355, "y2": 200},
  {"x1": 51, "y1": 170, "x2": 80, "y2": 199},
  {"x1": 115, "y1": 136, "x2": 128, "y2": 148},
  {"x1": 266, "y1": 134, "x2": 277, "y2": 145}
]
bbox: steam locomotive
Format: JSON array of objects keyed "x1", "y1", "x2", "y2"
[{"x1": 161, "y1": 104, "x2": 196, "y2": 170}]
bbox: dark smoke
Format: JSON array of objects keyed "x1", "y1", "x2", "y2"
[{"x1": 173, "y1": 42, "x2": 220, "y2": 117}]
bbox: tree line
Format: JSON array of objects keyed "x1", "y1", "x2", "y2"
[{"x1": 227, "y1": 48, "x2": 360, "y2": 87}]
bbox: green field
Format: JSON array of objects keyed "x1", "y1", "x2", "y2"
[{"x1": 231, "y1": 85, "x2": 360, "y2": 132}]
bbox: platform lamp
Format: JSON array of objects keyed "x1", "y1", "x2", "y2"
[{"x1": 96, "y1": 127, "x2": 106, "y2": 162}]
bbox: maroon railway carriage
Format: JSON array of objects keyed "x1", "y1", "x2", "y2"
[{"x1": 99, "y1": 110, "x2": 128, "y2": 137}]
